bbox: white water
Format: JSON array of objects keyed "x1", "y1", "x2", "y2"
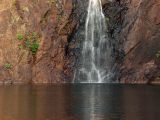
[{"x1": 74, "y1": 0, "x2": 112, "y2": 83}]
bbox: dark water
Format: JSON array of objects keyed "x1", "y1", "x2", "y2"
[{"x1": 0, "y1": 84, "x2": 160, "y2": 120}]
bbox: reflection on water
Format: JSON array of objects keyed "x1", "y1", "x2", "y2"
[{"x1": 0, "y1": 84, "x2": 160, "y2": 120}]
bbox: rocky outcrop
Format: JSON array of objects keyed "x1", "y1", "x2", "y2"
[
  {"x1": 0, "y1": 0, "x2": 76, "y2": 84},
  {"x1": 118, "y1": 0, "x2": 160, "y2": 84},
  {"x1": 0, "y1": 0, "x2": 159, "y2": 84}
]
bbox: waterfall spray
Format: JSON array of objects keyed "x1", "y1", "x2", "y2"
[{"x1": 74, "y1": 0, "x2": 113, "y2": 83}]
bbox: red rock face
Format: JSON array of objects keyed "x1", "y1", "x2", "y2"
[
  {"x1": 0, "y1": 0, "x2": 76, "y2": 84},
  {"x1": 119, "y1": 0, "x2": 160, "y2": 83},
  {"x1": 0, "y1": 0, "x2": 159, "y2": 84}
]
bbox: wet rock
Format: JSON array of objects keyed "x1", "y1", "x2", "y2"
[
  {"x1": 102, "y1": 0, "x2": 160, "y2": 84},
  {"x1": 118, "y1": 0, "x2": 160, "y2": 83}
]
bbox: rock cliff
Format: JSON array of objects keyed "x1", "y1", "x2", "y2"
[
  {"x1": 118, "y1": 0, "x2": 160, "y2": 84},
  {"x1": 0, "y1": 0, "x2": 76, "y2": 84},
  {"x1": 0, "y1": 0, "x2": 159, "y2": 84},
  {"x1": 103, "y1": 0, "x2": 160, "y2": 84}
]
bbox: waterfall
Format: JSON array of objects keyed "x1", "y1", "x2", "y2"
[{"x1": 74, "y1": 0, "x2": 113, "y2": 83}]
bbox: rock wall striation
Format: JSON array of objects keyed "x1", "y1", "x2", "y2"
[{"x1": 0, "y1": 0, "x2": 76, "y2": 84}]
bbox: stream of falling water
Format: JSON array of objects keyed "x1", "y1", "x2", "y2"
[{"x1": 74, "y1": 0, "x2": 112, "y2": 83}]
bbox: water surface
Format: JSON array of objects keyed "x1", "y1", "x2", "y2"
[{"x1": 0, "y1": 84, "x2": 159, "y2": 120}]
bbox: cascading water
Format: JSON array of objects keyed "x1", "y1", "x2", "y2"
[{"x1": 74, "y1": 0, "x2": 113, "y2": 83}]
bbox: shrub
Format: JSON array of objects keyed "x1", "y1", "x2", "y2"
[
  {"x1": 30, "y1": 41, "x2": 39, "y2": 55},
  {"x1": 16, "y1": 32, "x2": 40, "y2": 55},
  {"x1": 18, "y1": 45, "x2": 23, "y2": 49},
  {"x1": 4, "y1": 63, "x2": 12, "y2": 69},
  {"x1": 17, "y1": 33, "x2": 24, "y2": 41}
]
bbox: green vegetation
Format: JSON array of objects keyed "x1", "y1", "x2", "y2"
[
  {"x1": 18, "y1": 45, "x2": 23, "y2": 49},
  {"x1": 17, "y1": 33, "x2": 24, "y2": 41},
  {"x1": 47, "y1": 0, "x2": 56, "y2": 4},
  {"x1": 30, "y1": 41, "x2": 39, "y2": 55},
  {"x1": 4, "y1": 63, "x2": 12, "y2": 69},
  {"x1": 156, "y1": 51, "x2": 160, "y2": 58},
  {"x1": 17, "y1": 32, "x2": 40, "y2": 55}
]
